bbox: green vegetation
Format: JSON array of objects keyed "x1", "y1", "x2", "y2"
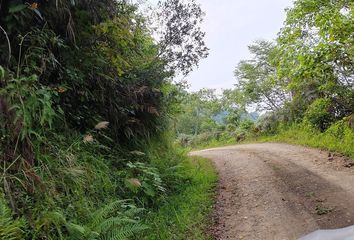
[
  {"x1": 175, "y1": 0, "x2": 353, "y2": 158},
  {"x1": 174, "y1": 88, "x2": 259, "y2": 148},
  {"x1": 143, "y1": 156, "x2": 217, "y2": 240},
  {"x1": 0, "y1": 0, "x2": 353, "y2": 239},
  {"x1": 0, "y1": 0, "x2": 215, "y2": 239},
  {"x1": 260, "y1": 121, "x2": 354, "y2": 158},
  {"x1": 315, "y1": 205, "x2": 334, "y2": 216},
  {"x1": 0, "y1": 195, "x2": 25, "y2": 240}
]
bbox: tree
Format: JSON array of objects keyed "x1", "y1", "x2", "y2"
[
  {"x1": 276, "y1": 0, "x2": 354, "y2": 121},
  {"x1": 153, "y1": 0, "x2": 209, "y2": 75},
  {"x1": 0, "y1": 0, "x2": 209, "y2": 141},
  {"x1": 175, "y1": 89, "x2": 222, "y2": 135},
  {"x1": 234, "y1": 40, "x2": 288, "y2": 112},
  {"x1": 232, "y1": 0, "x2": 353, "y2": 127}
]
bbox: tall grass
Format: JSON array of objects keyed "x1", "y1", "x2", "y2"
[{"x1": 259, "y1": 121, "x2": 354, "y2": 158}]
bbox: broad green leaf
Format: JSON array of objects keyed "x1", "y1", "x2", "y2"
[{"x1": 9, "y1": 4, "x2": 27, "y2": 13}]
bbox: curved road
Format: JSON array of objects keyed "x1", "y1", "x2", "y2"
[{"x1": 191, "y1": 143, "x2": 354, "y2": 240}]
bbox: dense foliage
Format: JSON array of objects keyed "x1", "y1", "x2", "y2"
[
  {"x1": 174, "y1": 89, "x2": 259, "y2": 148},
  {"x1": 175, "y1": 0, "x2": 353, "y2": 152},
  {"x1": 1, "y1": 0, "x2": 353, "y2": 238},
  {"x1": 233, "y1": 0, "x2": 353, "y2": 130},
  {"x1": 0, "y1": 0, "x2": 208, "y2": 239}
]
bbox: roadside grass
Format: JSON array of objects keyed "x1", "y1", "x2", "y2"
[
  {"x1": 189, "y1": 121, "x2": 354, "y2": 160},
  {"x1": 142, "y1": 156, "x2": 218, "y2": 240},
  {"x1": 191, "y1": 138, "x2": 236, "y2": 151},
  {"x1": 257, "y1": 123, "x2": 354, "y2": 159}
]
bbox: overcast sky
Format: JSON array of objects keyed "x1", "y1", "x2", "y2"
[{"x1": 186, "y1": 0, "x2": 294, "y2": 92}]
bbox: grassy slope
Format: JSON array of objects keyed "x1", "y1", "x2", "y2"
[
  {"x1": 143, "y1": 156, "x2": 218, "y2": 240},
  {"x1": 191, "y1": 122, "x2": 354, "y2": 159},
  {"x1": 258, "y1": 123, "x2": 354, "y2": 159},
  {"x1": 0, "y1": 130, "x2": 218, "y2": 239}
]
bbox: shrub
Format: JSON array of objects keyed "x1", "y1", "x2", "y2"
[
  {"x1": 304, "y1": 98, "x2": 334, "y2": 131},
  {"x1": 175, "y1": 134, "x2": 194, "y2": 147},
  {"x1": 256, "y1": 112, "x2": 280, "y2": 134},
  {"x1": 233, "y1": 129, "x2": 247, "y2": 142},
  {"x1": 346, "y1": 114, "x2": 354, "y2": 130},
  {"x1": 120, "y1": 161, "x2": 166, "y2": 207},
  {"x1": 192, "y1": 132, "x2": 218, "y2": 146},
  {"x1": 239, "y1": 120, "x2": 255, "y2": 132},
  {"x1": 0, "y1": 74, "x2": 57, "y2": 140}
]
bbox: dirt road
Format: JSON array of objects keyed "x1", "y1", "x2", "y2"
[{"x1": 191, "y1": 143, "x2": 354, "y2": 240}]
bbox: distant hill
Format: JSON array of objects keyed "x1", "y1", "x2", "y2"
[{"x1": 213, "y1": 111, "x2": 259, "y2": 124}]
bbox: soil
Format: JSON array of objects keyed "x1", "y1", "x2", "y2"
[{"x1": 191, "y1": 143, "x2": 354, "y2": 240}]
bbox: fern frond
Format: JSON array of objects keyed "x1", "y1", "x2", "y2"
[
  {"x1": 122, "y1": 207, "x2": 145, "y2": 218},
  {"x1": 66, "y1": 222, "x2": 87, "y2": 235},
  {"x1": 100, "y1": 223, "x2": 148, "y2": 240},
  {"x1": 35, "y1": 210, "x2": 66, "y2": 239},
  {"x1": 67, "y1": 200, "x2": 146, "y2": 240},
  {"x1": 0, "y1": 196, "x2": 25, "y2": 240},
  {"x1": 66, "y1": 222, "x2": 99, "y2": 240},
  {"x1": 90, "y1": 200, "x2": 127, "y2": 228},
  {"x1": 96, "y1": 217, "x2": 137, "y2": 233}
]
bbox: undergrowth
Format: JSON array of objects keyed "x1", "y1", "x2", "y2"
[
  {"x1": 0, "y1": 0, "x2": 211, "y2": 238},
  {"x1": 0, "y1": 128, "x2": 216, "y2": 239},
  {"x1": 142, "y1": 156, "x2": 217, "y2": 240}
]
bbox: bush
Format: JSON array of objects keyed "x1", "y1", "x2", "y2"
[
  {"x1": 256, "y1": 112, "x2": 280, "y2": 134},
  {"x1": 239, "y1": 120, "x2": 255, "y2": 131},
  {"x1": 175, "y1": 134, "x2": 194, "y2": 147},
  {"x1": 120, "y1": 161, "x2": 166, "y2": 207},
  {"x1": 232, "y1": 129, "x2": 247, "y2": 142},
  {"x1": 192, "y1": 131, "x2": 220, "y2": 146},
  {"x1": 304, "y1": 98, "x2": 334, "y2": 131}
]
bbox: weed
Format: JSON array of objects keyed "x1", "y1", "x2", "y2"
[
  {"x1": 305, "y1": 192, "x2": 315, "y2": 198},
  {"x1": 315, "y1": 205, "x2": 334, "y2": 215},
  {"x1": 270, "y1": 163, "x2": 281, "y2": 171}
]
